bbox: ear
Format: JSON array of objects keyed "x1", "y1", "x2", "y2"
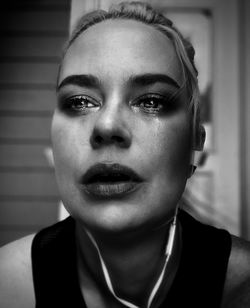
[
  {"x1": 194, "y1": 124, "x2": 206, "y2": 151},
  {"x1": 188, "y1": 125, "x2": 206, "y2": 178}
]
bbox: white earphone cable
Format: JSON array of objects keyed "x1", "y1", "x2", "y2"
[{"x1": 85, "y1": 209, "x2": 178, "y2": 308}]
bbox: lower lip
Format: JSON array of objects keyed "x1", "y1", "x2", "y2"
[{"x1": 82, "y1": 181, "x2": 142, "y2": 199}]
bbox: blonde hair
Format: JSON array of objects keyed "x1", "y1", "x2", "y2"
[{"x1": 60, "y1": 1, "x2": 202, "y2": 147}]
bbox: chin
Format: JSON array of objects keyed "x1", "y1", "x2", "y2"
[{"x1": 76, "y1": 201, "x2": 151, "y2": 235}]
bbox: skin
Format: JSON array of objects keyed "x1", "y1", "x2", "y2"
[
  {"x1": 53, "y1": 20, "x2": 192, "y2": 236},
  {"x1": 0, "y1": 19, "x2": 250, "y2": 308},
  {"x1": 52, "y1": 20, "x2": 193, "y2": 306}
]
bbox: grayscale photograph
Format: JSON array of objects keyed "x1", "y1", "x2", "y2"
[{"x1": 0, "y1": 0, "x2": 250, "y2": 307}]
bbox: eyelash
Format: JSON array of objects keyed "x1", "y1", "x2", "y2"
[
  {"x1": 131, "y1": 93, "x2": 173, "y2": 115},
  {"x1": 59, "y1": 93, "x2": 175, "y2": 116},
  {"x1": 60, "y1": 95, "x2": 100, "y2": 114}
]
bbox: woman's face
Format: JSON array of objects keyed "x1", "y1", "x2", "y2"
[{"x1": 52, "y1": 20, "x2": 192, "y2": 234}]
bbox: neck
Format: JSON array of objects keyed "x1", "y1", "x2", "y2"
[{"x1": 76, "y1": 219, "x2": 181, "y2": 307}]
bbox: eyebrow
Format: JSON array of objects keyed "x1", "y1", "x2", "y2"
[
  {"x1": 57, "y1": 74, "x2": 101, "y2": 91},
  {"x1": 57, "y1": 73, "x2": 180, "y2": 91},
  {"x1": 128, "y1": 73, "x2": 181, "y2": 89}
]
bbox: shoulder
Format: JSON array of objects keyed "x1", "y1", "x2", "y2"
[
  {"x1": 222, "y1": 235, "x2": 250, "y2": 307},
  {"x1": 0, "y1": 234, "x2": 35, "y2": 308}
]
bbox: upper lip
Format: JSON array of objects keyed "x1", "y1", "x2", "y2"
[{"x1": 81, "y1": 163, "x2": 143, "y2": 184}]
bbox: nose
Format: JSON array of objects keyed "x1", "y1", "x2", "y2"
[{"x1": 90, "y1": 103, "x2": 132, "y2": 149}]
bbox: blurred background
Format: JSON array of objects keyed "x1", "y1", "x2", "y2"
[{"x1": 0, "y1": 0, "x2": 250, "y2": 246}]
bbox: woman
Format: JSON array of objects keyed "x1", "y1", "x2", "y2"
[{"x1": 0, "y1": 2, "x2": 250, "y2": 307}]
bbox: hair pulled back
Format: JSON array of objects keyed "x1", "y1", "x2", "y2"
[{"x1": 61, "y1": 1, "x2": 202, "y2": 148}]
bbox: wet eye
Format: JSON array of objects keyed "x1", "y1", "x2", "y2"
[
  {"x1": 141, "y1": 97, "x2": 161, "y2": 111},
  {"x1": 132, "y1": 94, "x2": 171, "y2": 115},
  {"x1": 60, "y1": 95, "x2": 100, "y2": 114}
]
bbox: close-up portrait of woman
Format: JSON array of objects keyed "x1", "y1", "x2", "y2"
[{"x1": 0, "y1": 1, "x2": 250, "y2": 307}]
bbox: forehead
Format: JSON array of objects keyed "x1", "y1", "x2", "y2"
[{"x1": 59, "y1": 19, "x2": 183, "y2": 86}]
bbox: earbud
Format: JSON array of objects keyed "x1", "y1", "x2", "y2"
[
  {"x1": 189, "y1": 125, "x2": 206, "y2": 177},
  {"x1": 193, "y1": 150, "x2": 201, "y2": 167},
  {"x1": 189, "y1": 151, "x2": 196, "y2": 177}
]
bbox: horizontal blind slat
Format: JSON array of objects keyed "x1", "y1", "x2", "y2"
[
  {"x1": 0, "y1": 116, "x2": 51, "y2": 139},
  {"x1": 0, "y1": 144, "x2": 52, "y2": 167},
  {"x1": 0, "y1": 37, "x2": 65, "y2": 58},
  {"x1": 0, "y1": 172, "x2": 58, "y2": 196},
  {"x1": 0, "y1": 63, "x2": 58, "y2": 85},
  {"x1": 0, "y1": 89, "x2": 56, "y2": 111},
  {"x1": 0, "y1": 201, "x2": 58, "y2": 227}
]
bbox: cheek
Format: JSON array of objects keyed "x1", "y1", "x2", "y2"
[
  {"x1": 52, "y1": 117, "x2": 73, "y2": 168},
  {"x1": 138, "y1": 115, "x2": 192, "y2": 179},
  {"x1": 144, "y1": 116, "x2": 192, "y2": 213},
  {"x1": 51, "y1": 113, "x2": 88, "y2": 180}
]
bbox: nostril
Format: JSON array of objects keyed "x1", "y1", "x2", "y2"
[
  {"x1": 93, "y1": 135, "x2": 125, "y2": 146},
  {"x1": 90, "y1": 126, "x2": 131, "y2": 149},
  {"x1": 91, "y1": 133, "x2": 131, "y2": 149},
  {"x1": 94, "y1": 135, "x2": 103, "y2": 144},
  {"x1": 111, "y1": 135, "x2": 124, "y2": 143}
]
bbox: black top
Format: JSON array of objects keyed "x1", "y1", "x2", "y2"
[{"x1": 32, "y1": 210, "x2": 232, "y2": 308}]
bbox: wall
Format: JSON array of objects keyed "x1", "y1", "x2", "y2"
[
  {"x1": 241, "y1": 0, "x2": 250, "y2": 239},
  {"x1": 0, "y1": 0, "x2": 70, "y2": 246},
  {"x1": 0, "y1": 0, "x2": 250, "y2": 244}
]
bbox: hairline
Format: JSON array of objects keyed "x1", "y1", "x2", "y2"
[{"x1": 56, "y1": 6, "x2": 201, "y2": 148}]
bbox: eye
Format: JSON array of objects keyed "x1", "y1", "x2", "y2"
[
  {"x1": 59, "y1": 95, "x2": 100, "y2": 115},
  {"x1": 132, "y1": 94, "x2": 172, "y2": 115}
]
